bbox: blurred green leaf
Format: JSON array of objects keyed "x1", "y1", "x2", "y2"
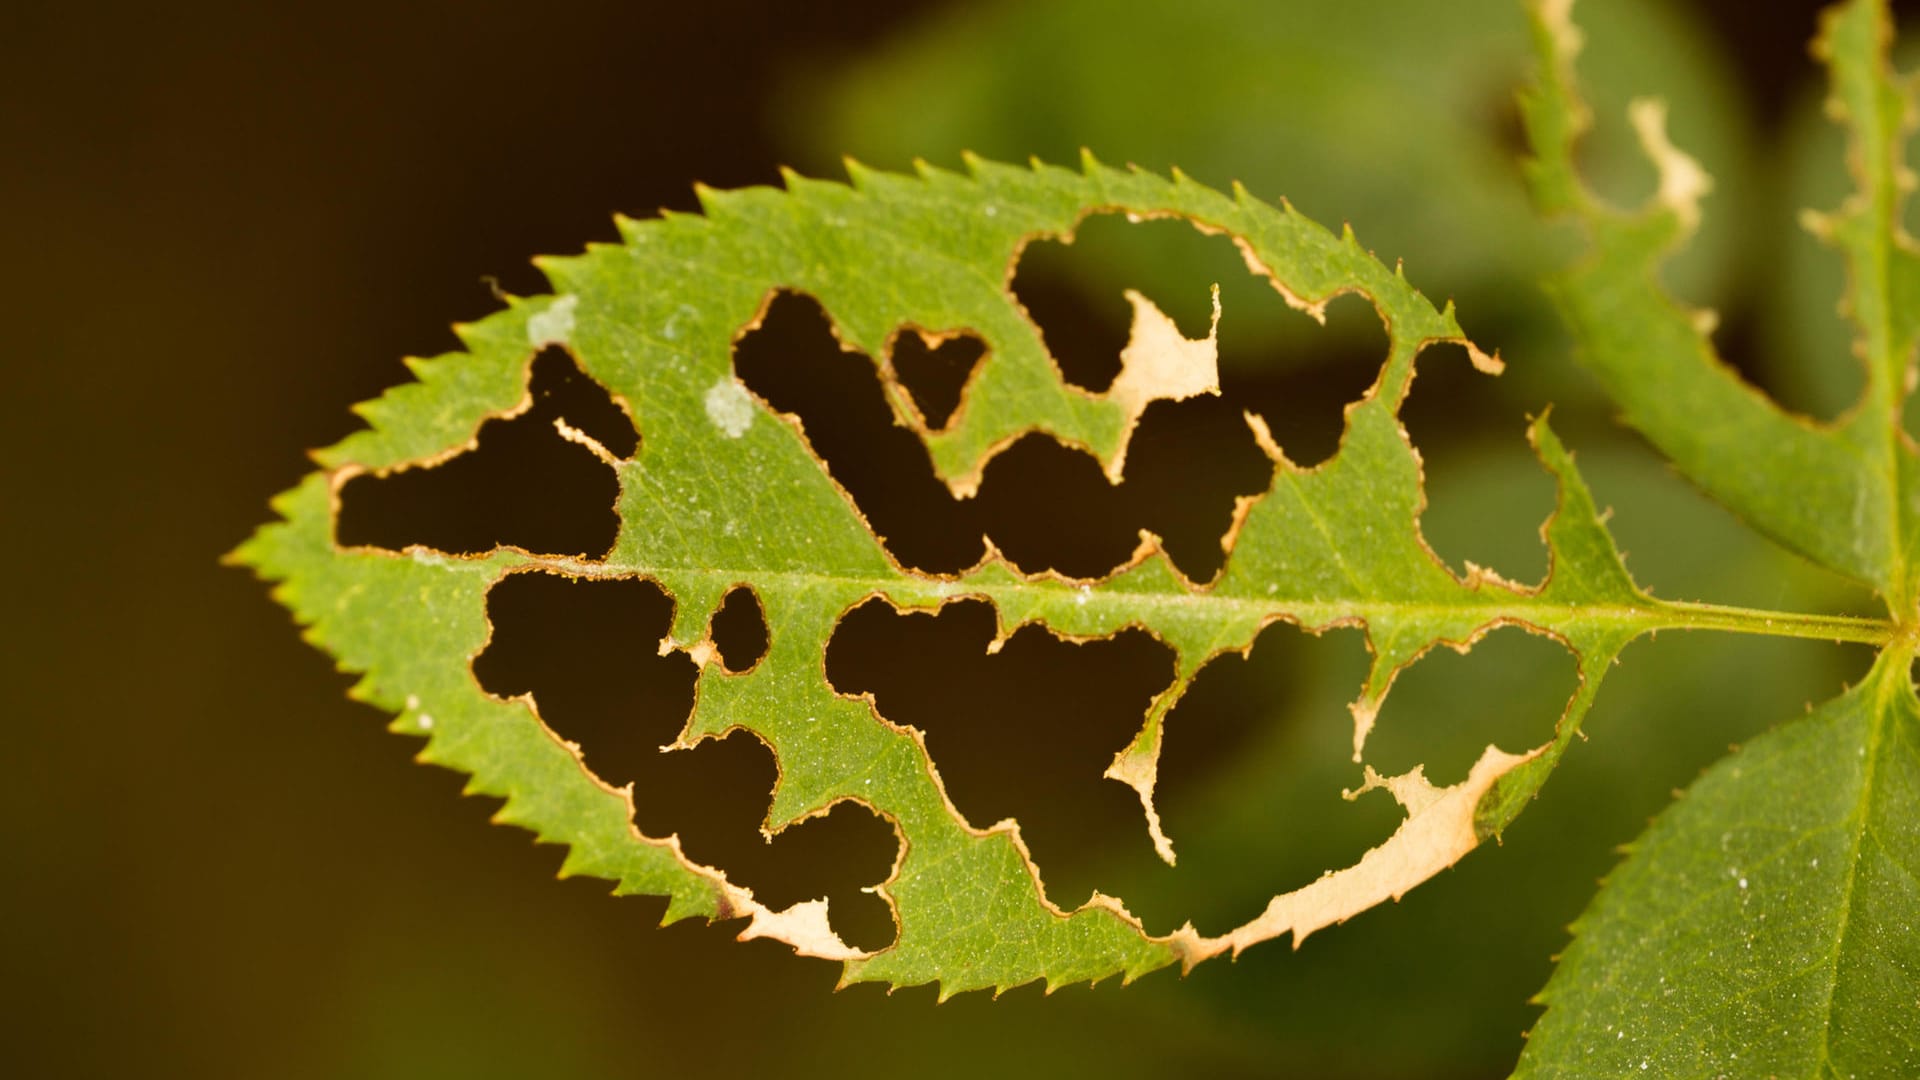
[
  {"x1": 1525, "y1": 0, "x2": 1920, "y2": 598},
  {"x1": 1763, "y1": 35, "x2": 1920, "y2": 424}
]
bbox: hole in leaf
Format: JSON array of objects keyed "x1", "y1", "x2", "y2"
[
  {"x1": 535, "y1": 349, "x2": 639, "y2": 459},
  {"x1": 971, "y1": 433, "x2": 1142, "y2": 580},
  {"x1": 734, "y1": 291, "x2": 984, "y2": 575},
  {"x1": 889, "y1": 328, "x2": 987, "y2": 430},
  {"x1": 967, "y1": 404, "x2": 1276, "y2": 582},
  {"x1": 1114, "y1": 397, "x2": 1274, "y2": 581},
  {"x1": 1010, "y1": 238, "x2": 1130, "y2": 392},
  {"x1": 1482, "y1": 80, "x2": 1532, "y2": 164},
  {"x1": 825, "y1": 598, "x2": 1175, "y2": 910},
  {"x1": 474, "y1": 571, "x2": 897, "y2": 950},
  {"x1": 1401, "y1": 341, "x2": 1556, "y2": 586},
  {"x1": 709, "y1": 586, "x2": 770, "y2": 673},
  {"x1": 732, "y1": 287, "x2": 1299, "y2": 582},
  {"x1": 1010, "y1": 213, "x2": 1384, "y2": 467},
  {"x1": 1220, "y1": 291, "x2": 1385, "y2": 469},
  {"x1": 1363, "y1": 626, "x2": 1575, "y2": 787},
  {"x1": 335, "y1": 348, "x2": 634, "y2": 558},
  {"x1": 1097, "y1": 622, "x2": 1381, "y2": 937}
]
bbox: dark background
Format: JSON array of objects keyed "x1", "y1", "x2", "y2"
[{"x1": 4, "y1": 1, "x2": 1904, "y2": 1076}]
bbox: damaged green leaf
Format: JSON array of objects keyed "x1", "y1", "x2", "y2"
[{"x1": 237, "y1": 33, "x2": 1900, "y2": 1008}]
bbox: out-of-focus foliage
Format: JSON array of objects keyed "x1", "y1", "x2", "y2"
[
  {"x1": 784, "y1": 0, "x2": 1754, "y2": 360},
  {"x1": 1763, "y1": 36, "x2": 1920, "y2": 422}
]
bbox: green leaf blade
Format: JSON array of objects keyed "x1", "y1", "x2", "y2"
[
  {"x1": 1525, "y1": 0, "x2": 1905, "y2": 596},
  {"x1": 1810, "y1": 0, "x2": 1920, "y2": 614},
  {"x1": 1513, "y1": 649, "x2": 1920, "y2": 1077},
  {"x1": 239, "y1": 148, "x2": 1846, "y2": 996}
]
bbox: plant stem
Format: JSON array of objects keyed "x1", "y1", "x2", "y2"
[{"x1": 1653, "y1": 598, "x2": 1895, "y2": 646}]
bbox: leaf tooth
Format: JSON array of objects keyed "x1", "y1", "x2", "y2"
[
  {"x1": 840, "y1": 156, "x2": 879, "y2": 192},
  {"x1": 449, "y1": 316, "x2": 497, "y2": 352},
  {"x1": 660, "y1": 890, "x2": 714, "y2": 927},
  {"x1": 692, "y1": 179, "x2": 783, "y2": 217},
  {"x1": 488, "y1": 791, "x2": 539, "y2": 833},
  {"x1": 555, "y1": 846, "x2": 594, "y2": 881}
]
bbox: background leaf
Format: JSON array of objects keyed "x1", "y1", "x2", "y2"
[{"x1": 1514, "y1": 650, "x2": 1920, "y2": 1077}]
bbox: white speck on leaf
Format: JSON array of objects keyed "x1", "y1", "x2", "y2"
[
  {"x1": 527, "y1": 294, "x2": 578, "y2": 346},
  {"x1": 418, "y1": 714, "x2": 434, "y2": 731},
  {"x1": 704, "y1": 378, "x2": 756, "y2": 438},
  {"x1": 662, "y1": 303, "x2": 697, "y2": 341}
]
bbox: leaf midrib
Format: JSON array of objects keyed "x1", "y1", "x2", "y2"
[
  {"x1": 1812, "y1": 651, "x2": 1900, "y2": 1073},
  {"x1": 474, "y1": 549, "x2": 1896, "y2": 646}
]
